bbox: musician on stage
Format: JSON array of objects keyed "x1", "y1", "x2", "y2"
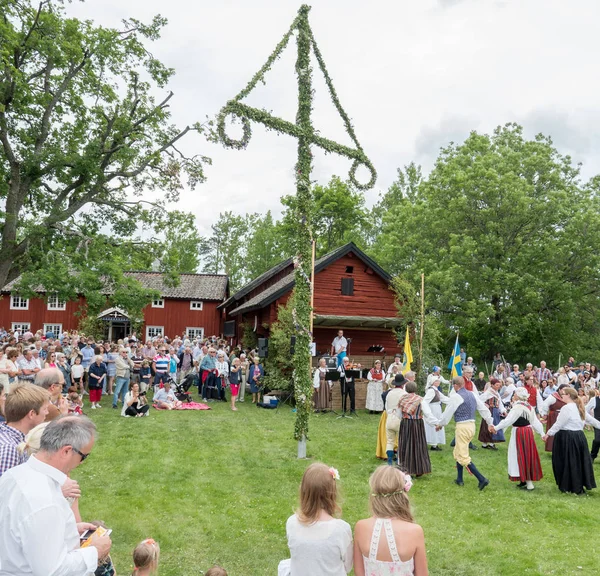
[
  {"x1": 331, "y1": 330, "x2": 348, "y2": 367},
  {"x1": 337, "y1": 356, "x2": 357, "y2": 414}
]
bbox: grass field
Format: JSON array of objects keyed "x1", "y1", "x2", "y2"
[{"x1": 74, "y1": 395, "x2": 599, "y2": 576}]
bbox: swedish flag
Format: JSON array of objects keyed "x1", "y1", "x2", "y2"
[{"x1": 448, "y1": 335, "x2": 462, "y2": 378}]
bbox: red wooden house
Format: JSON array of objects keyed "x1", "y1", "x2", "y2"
[
  {"x1": 0, "y1": 272, "x2": 228, "y2": 342},
  {"x1": 221, "y1": 243, "x2": 401, "y2": 361}
]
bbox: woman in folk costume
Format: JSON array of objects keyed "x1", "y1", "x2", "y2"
[
  {"x1": 539, "y1": 383, "x2": 569, "y2": 451},
  {"x1": 489, "y1": 387, "x2": 544, "y2": 491},
  {"x1": 543, "y1": 387, "x2": 600, "y2": 494},
  {"x1": 423, "y1": 376, "x2": 450, "y2": 451},
  {"x1": 477, "y1": 378, "x2": 506, "y2": 450},
  {"x1": 397, "y1": 382, "x2": 438, "y2": 476},
  {"x1": 366, "y1": 360, "x2": 385, "y2": 413},
  {"x1": 313, "y1": 357, "x2": 332, "y2": 412}
]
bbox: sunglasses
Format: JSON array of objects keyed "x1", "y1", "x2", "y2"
[{"x1": 72, "y1": 447, "x2": 90, "y2": 462}]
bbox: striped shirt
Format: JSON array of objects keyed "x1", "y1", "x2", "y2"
[
  {"x1": 0, "y1": 423, "x2": 26, "y2": 477},
  {"x1": 153, "y1": 354, "x2": 169, "y2": 373}
]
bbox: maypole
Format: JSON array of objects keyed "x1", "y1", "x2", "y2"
[{"x1": 217, "y1": 5, "x2": 376, "y2": 455}]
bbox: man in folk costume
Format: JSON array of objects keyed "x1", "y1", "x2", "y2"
[
  {"x1": 489, "y1": 386, "x2": 544, "y2": 490},
  {"x1": 337, "y1": 356, "x2": 357, "y2": 414},
  {"x1": 585, "y1": 393, "x2": 600, "y2": 462},
  {"x1": 538, "y1": 383, "x2": 569, "y2": 452},
  {"x1": 379, "y1": 374, "x2": 407, "y2": 464},
  {"x1": 396, "y1": 382, "x2": 438, "y2": 476},
  {"x1": 478, "y1": 378, "x2": 506, "y2": 450},
  {"x1": 436, "y1": 376, "x2": 494, "y2": 490},
  {"x1": 450, "y1": 366, "x2": 479, "y2": 450}
]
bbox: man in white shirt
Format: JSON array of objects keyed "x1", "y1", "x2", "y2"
[
  {"x1": 0, "y1": 416, "x2": 112, "y2": 575},
  {"x1": 330, "y1": 330, "x2": 348, "y2": 367}
]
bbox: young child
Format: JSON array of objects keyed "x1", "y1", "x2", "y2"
[
  {"x1": 132, "y1": 538, "x2": 160, "y2": 576},
  {"x1": 71, "y1": 355, "x2": 84, "y2": 393},
  {"x1": 229, "y1": 358, "x2": 241, "y2": 412},
  {"x1": 206, "y1": 567, "x2": 228, "y2": 576},
  {"x1": 140, "y1": 360, "x2": 152, "y2": 393},
  {"x1": 67, "y1": 387, "x2": 84, "y2": 415}
]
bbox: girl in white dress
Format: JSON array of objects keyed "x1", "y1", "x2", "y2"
[
  {"x1": 353, "y1": 466, "x2": 428, "y2": 576},
  {"x1": 280, "y1": 463, "x2": 353, "y2": 576},
  {"x1": 366, "y1": 361, "x2": 385, "y2": 412}
]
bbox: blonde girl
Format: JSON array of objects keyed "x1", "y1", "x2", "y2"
[
  {"x1": 132, "y1": 538, "x2": 160, "y2": 576},
  {"x1": 281, "y1": 463, "x2": 352, "y2": 575},
  {"x1": 353, "y1": 466, "x2": 428, "y2": 576}
]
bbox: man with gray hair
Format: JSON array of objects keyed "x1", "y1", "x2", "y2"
[
  {"x1": 0, "y1": 416, "x2": 112, "y2": 575},
  {"x1": 35, "y1": 368, "x2": 68, "y2": 422}
]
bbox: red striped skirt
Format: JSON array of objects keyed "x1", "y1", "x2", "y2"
[{"x1": 509, "y1": 426, "x2": 543, "y2": 482}]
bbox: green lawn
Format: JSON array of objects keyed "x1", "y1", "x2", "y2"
[{"x1": 75, "y1": 396, "x2": 598, "y2": 576}]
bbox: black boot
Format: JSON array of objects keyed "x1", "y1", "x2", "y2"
[{"x1": 467, "y1": 462, "x2": 489, "y2": 490}]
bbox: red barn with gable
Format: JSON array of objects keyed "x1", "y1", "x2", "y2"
[{"x1": 221, "y1": 243, "x2": 401, "y2": 362}]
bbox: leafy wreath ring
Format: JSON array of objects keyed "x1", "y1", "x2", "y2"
[{"x1": 217, "y1": 108, "x2": 252, "y2": 150}]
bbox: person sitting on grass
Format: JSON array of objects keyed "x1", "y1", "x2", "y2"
[
  {"x1": 153, "y1": 383, "x2": 182, "y2": 410},
  {"x1": 122, "y1": 382, "x2": 150, "y2": 417},
  {"x1": 353, "y1": 465, "x2": 428, "y2": 576},
  {"x1": 280, "y1": 463, "x2": 352, "y2": 576},
  {"x1": 131, "y1": 538, "x2": 160, "y2": 576}
]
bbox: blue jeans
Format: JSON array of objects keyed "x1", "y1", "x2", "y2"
[{"x1": 113, "y1": 377, "x2": 129, "y2": 407}]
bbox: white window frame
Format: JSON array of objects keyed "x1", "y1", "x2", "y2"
[
  {"x1": 47, "y1": 294, "x2": 66, "y2": 311},
  {"x1": 43, "y1": 324, "x2": 62, "y2": 338},
  {"x1": 146, "y1": 326, "x2": 164, "y2": 340},
  {"x1": 10, "y1": 296, "x2": 29, "y2": 310},
  {"x1": 11, "y1": 322, "x2": 31, "y2": 332},
  {"x1": 152, "y1": 298, "x2": 164, "y2": 308},
  {"x1": 190, "y1": 301, "x2": 203, "y2": 310},
  {"x1": 186, "y1": 327, "x2": 204, "y2": 340}
]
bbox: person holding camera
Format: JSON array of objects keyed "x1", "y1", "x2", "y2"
[{"x1": 122, "y1": 382, "x2": 149, "y2": 417}]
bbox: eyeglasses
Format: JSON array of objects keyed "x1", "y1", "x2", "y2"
[{"x1": 72, "y1": 447, "x2": 90, "y2": 462}]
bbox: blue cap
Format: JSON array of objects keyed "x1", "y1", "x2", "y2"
[{"x1": 432, "y1": 366, "x2": 440, "y2": 372}]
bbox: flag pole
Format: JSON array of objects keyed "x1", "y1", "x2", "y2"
[{"x1": 419, "y1": 273, "x2": 425, "y2": 374}]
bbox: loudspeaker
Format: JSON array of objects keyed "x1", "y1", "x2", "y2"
[
  {"x1": 324, "y1": 356, "x2": 338, "y2": 369},
  {"x1": 290, "y1": 336, "x2": 296, "y2": 355},
  {"x1": 258, "y1": 338, "x2": 269, "y2": 358},
  {"x1": 223, "y1": 320, "x2": 236, "y2": 338}
]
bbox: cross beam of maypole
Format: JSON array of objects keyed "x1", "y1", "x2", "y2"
[{"x1": 217, "y1": 4, "x2": 376, "y2": 456}]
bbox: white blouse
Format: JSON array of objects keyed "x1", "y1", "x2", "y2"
[
  {"x1": 547, "y1": 402, "x2": 600, "y2": 435},
  {"x1": 286, "y1": 514, "x2": 353, "y2": 576}
]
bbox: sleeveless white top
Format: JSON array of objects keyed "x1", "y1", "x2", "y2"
[{"x1": 362, "y1": 518, "x2": 415, "y2": 576}]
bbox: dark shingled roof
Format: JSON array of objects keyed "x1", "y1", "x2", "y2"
[
  {"x1": 1, "y1": 272, "x2": 228, "y2": 302},
  {"x1": 228, "y1": 242, "x2": 391, "y2": 316}
]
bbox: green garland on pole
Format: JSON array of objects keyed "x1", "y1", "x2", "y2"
[{"x1": 217, "y1": 5, "x2": 376, "y2": 443}]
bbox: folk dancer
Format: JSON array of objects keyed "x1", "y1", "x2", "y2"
[
  {"x1": 426, "y1": 366, "x2": 449, "y2": 390},
  {"x1": 436, "y1": 376, "x2": 493, "y2": 490},
  {"x1": 366, "y1": 361, "x2": 385, "y2": 413},
  {"x1": 377, "y1": 374, "x2": 406, "y2": 464},
  {"x1": 313, "y1": 358, "x2": 332, "y2": 412},
  {"x1": 397, "y1": 382, "x2": 438, "y2": 476},
  {"x1": 542, "y1": 387, "x2": 600, "y2": 494},
  {"x1": 538, "y1": 384, "x2": 569, "y2": 451},
  {"x1": 478, "y1": 378, "x2": 506, "y2": 450},
  {"x1": 490, "y1": 387, "x2": 544, "y2": 491},
  {"x1": 585, "y1": 392, "x2": 600, "y2": 462},
  {"x1": 423, "y1": 376, "x2": 450, "y2": 451}
]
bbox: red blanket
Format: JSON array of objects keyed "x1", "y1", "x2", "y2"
[{"x1": 153, "y1": 402, "x2": 211, "y2": 411}]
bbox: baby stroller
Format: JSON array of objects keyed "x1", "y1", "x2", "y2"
[
  {"x1": 163, "y1": 376, "x2": 192, "y2": 403},
  {"x1": 180, "y1": 372, "x2": 196, "y2": 393}
]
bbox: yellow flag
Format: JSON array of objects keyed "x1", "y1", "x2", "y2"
[{"x1": 402, "y1": 326, "x2": 413, "y2": 374}]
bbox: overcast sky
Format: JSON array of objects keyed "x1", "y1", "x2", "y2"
[{"x1": 67, "y1": 0, "x2": 600, "y2": 236}]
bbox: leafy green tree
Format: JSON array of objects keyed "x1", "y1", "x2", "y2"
[
  {"x1": 374, "y1": 124, "x2": 600, "y2": 362},
  {"x1": 280, "y1": 175, "x2": 369, "y2": 256},
  {"x1": 0, "y1": 1, "x2": 209, "y2": 290},
  {"x1": 202, "y1": 211, "x2": 248, "y2": 290},
  {"x1": 244, "y1": 211, "x2": 284, "y2": 278}
]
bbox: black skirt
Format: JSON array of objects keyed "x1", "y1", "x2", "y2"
[
  {"x1": 397, "y1": 419, "x2": 431, "y2": 476},
  {"x1": 551, "y1": 430, "x2": 596, "y2": 493}
]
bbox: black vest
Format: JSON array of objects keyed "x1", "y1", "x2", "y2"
[{"x1": 594, "y1": 397, "x2": 600, "y2": 420}]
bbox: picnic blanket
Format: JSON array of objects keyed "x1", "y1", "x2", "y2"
[{"x1": 153, "y1": 402, "x2": 211, "y2": 411}]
